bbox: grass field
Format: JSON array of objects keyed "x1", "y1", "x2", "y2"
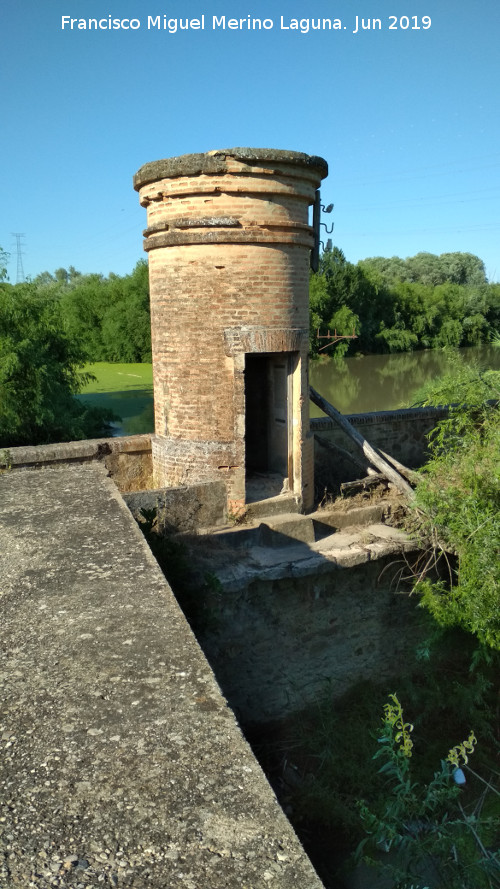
[
  {"x1": 79, "y1": 362, "x2": 153, "y2": 393},
  {"x1": 77, "y1": 363, "x2": 154, "y2": 436}
]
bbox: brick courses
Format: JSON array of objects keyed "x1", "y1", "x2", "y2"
[{"x1": 134, "y1": 148, "x2": 327, "y2": 511}]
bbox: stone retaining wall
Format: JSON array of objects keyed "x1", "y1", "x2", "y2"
[
  {"x1": 312, "y1": 405, "x2": 448, "y2": 487},
  {"x1": 183, "y1": 555, "x2": 427, "y2": 725},
  {"x1": 2, "y1": 404, "x2": 450, "y2": 510},
  {"x1": 1, "y1": 435, "x2": 153, "y2": 493},
  {"x1": 124, "y1": 482, "x2": 227, "y2": 532}
]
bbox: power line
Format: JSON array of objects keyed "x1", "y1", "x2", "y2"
[{"x1": 11, "y1": 232, "x2": 26, "y2": 283}]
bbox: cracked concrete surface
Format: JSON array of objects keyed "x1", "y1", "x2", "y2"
[{"x1": 0, "y1": 465, "x2": 324, "y2": 888}]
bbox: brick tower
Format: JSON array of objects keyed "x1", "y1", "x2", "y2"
[{"x1": 133, "y1": 148, "x2": 328, "y2": 513}]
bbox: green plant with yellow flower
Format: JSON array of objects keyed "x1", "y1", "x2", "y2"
[{"x1": 356, "y1": 695, "x2": 499, "y2": 889}]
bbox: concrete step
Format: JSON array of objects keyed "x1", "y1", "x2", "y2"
[
  {"x1": 207, "y1": 499, "x2": 393, "y2": 550},
  {"x1": 182, "y1": 497, "x2": 415, "y2": 592},
  {"x1": 189, "y1": 519, "x2": 415, "y2": 592},
  {"x1": 244, "y1": 492, "x2": 301, "y2": 520},
  {"x1": 182, "y1": 499, "x2": 412, "y2": 587}
]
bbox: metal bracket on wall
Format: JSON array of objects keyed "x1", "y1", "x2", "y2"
[
  {"x1": 311, "y1": 195, "x2": 334, "y2": 272},
  {"x1": 316, "y1": 329, "x2": 358, "y2": 352}
]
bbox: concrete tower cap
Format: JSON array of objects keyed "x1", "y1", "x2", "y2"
[{"x1": 133, "y1": 148, "x2": 328, "y2": 190}]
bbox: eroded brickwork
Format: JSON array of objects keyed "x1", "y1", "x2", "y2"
[{"x1": 134, "y1": 148, "x2": 327, "y2": 510}]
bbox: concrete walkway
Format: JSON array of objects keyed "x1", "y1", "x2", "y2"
[{"x1": 0, "y1": 465, "x2": 324, "y2": 889}]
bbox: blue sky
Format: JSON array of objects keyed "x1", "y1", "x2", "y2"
[{"x1": 1, "y1": 0, "x2": 499, "y2": 282}]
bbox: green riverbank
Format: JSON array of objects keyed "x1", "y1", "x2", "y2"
[
  {"x1": 78, "y1": 346, "x2": 500, "y2": 435},
  {"x1": 77, "y1": 363, "x2": 153, "y2": 436}
]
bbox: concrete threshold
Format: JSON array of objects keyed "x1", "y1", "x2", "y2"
[
  {"x1": 0, "y1": 465, "x2": 324, "y2": 889},
  {"x1": 194, "y1": 501, "x2": 415, "y2": 592}
]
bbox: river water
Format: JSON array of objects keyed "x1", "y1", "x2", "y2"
[
  {"x1": 309, "y1": 344, "x2": 500, "y2": 417},
  {"x1": 80, "y1": 346, "x2": 500, "y2": 435}
]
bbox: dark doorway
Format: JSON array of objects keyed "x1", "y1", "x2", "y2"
[{"x1": 245, "y1": 353, "x2": 293, "y2": 500}]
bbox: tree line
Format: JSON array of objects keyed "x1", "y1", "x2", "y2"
[
  {"x1": 310, "y1": 247, "x2": 500, "y2": 357},
  {"x1": 1, "y1": 247, "x2": 499, "y2": 447},
  {"x1": 0, "y1": 254, "x2": 150, "y2": 446},
  {"x1": 2, "y1": 247, "x2": 499, "y2": 372},
  {"x1": 29, "y1": 260, "x2": 151, "y2": 363}
]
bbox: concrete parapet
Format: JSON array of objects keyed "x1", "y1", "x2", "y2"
[
  {"x1": 0, "y1": 465, "x2": 324, "y2": 888},
  {"x1": 1, "y1": 435, "x2": 152, "y2": 492},
  {"x1": 133, "y1": 148, "x2": 328, "y2": 192}
]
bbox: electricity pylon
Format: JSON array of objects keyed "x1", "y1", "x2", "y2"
[{"x1": 11, "y1": 232, "x2": 25, "y2": 283}]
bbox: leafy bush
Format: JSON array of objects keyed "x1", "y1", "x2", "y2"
[
  {"x1": 0, "y1": 283, "x2": 115, "y2": 446},
  {"x1": 409, "y1": 361, "x2": 500, "y2": 649}
]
